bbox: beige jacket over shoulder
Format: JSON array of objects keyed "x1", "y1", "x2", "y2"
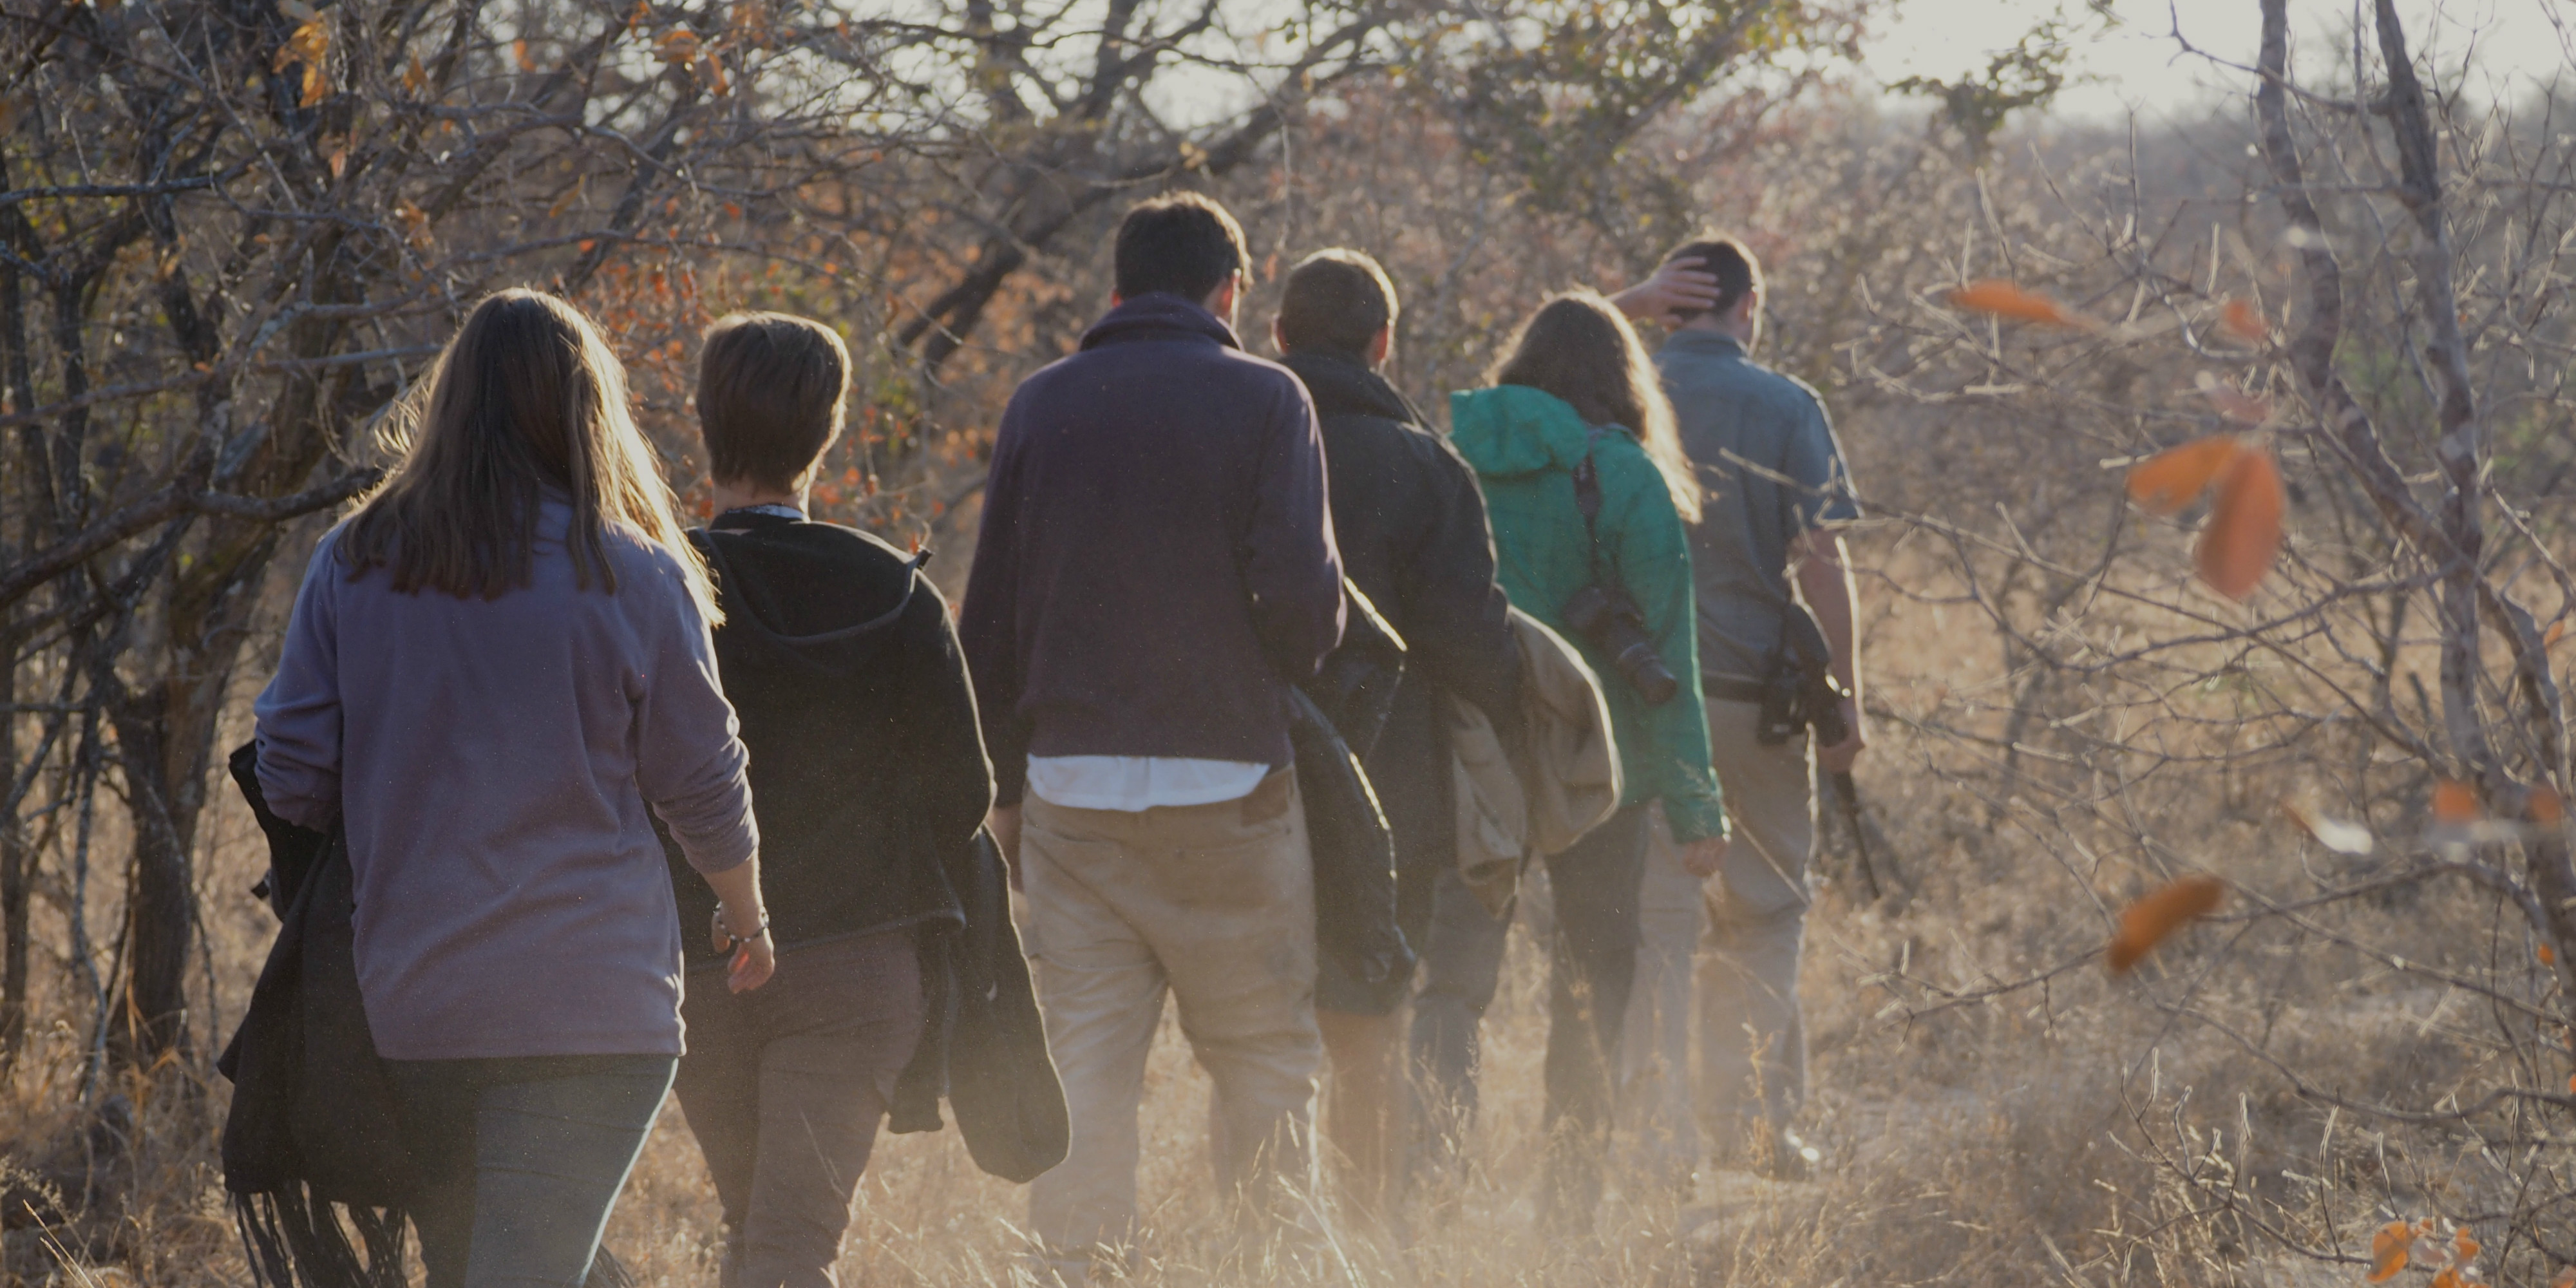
[{"x1": 1447, "y1": 607, "x2": 1623, "y2": 916}]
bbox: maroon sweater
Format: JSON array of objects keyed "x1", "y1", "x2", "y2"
[{"x1": 960, "y1": 294, "x2": 1345, "y2": 806}]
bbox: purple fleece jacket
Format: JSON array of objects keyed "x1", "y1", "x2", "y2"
[
  {"x1": 960, "y1": 293, "x2": 1346, "y2": 806},
  {"x1": 253, "y1": 501, "x2": 757, "y2": 1060}
]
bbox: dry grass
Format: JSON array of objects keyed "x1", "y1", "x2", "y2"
[{"x1": 0, "y1": 556, "x2": 2506, "y2": 1288}]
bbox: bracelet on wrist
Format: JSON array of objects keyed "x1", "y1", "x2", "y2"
[{"x1": 712, "y1": 902, "x2": 772, "y2": 953}]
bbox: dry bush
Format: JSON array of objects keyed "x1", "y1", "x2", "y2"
[{"x1": 11, "y1": 0, "x2": 2576, "y2": 1283}]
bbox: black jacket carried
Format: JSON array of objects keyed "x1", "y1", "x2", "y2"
[
  {"x1": 667, "y1": 514, "x2": 994, "y2": 967},
  {"x1": 886, "y1": 829, "x2": 1068, "y2": 1183},
  {"x1": 218, "y1": 745, "x2": 646, "y2": 1288},
  {"x1": 218, "y1": 743, "x2": 411, "y2": 1288},
  {"x1": 1281, "y1": 350, "x2": 1521, "y2": 889},
  {"x1": 1294, "y1": 583, "x2": 1409, "y2": 992}
]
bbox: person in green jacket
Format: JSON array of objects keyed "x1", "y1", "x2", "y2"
[{"x1": 1417, "y1": 289, "x2": 1729, "y2": 1230}]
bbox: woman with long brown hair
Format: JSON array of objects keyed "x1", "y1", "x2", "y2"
[
  {"x1": 254, "y1": 289, "x2": 775, "y2": 1286},
  {"x1": 1417, "y1": 290, "x2": 1728, "y2": 1230}
]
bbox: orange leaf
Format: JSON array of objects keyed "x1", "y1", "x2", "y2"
[
  {"x1": 2456, "y1": 1227, "x2": 2482, "y2": 1263},
  {"x1": 2543, "y1": 943, "x2": 2559, "y2": 965},
  {"x1": 2195, "y1": 447, "x2": 2285, "y2": 600},
  {"x1": 2127, "y1": 437, "x2": 2242, "y2": 517},
  {"x1": 2555, "y1": 1267, "x2": 2576, "y2": 1288},
  {"x1": 2221, "y1": 297, "x2": 2268, "y2": 343},
  {"x1": 1948, "y1": 279, "x2": 2094, "y2": 330},
  {"x1": 2432, "y1": 1271, "x2": 2463, "y2": 1288},
  {"x1": 2535, "y1": 786, "x2": 2565, "y2": 826},
  {"x1": 2550, "y1": 619, "x2": 2570, "y2": 647},
  {"x1": 654, "y1": 26, "x2": 701, "y2": 64},
  {"x1": 2371, "y1": 1221, "x2": 2412, "y2": 1282},
  {"x1": 2107, "y1": 875, "x2": 2225, "y2": 973},
  {"x1": 2434, "y1": 780, "x2": 2481, "y2": 824}
]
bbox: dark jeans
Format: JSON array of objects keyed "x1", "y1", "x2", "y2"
[
  {"x1": 673, "y1": 929, "x2": 925, "y2": 1288},
  {"x1": 388, "y1": 1054, "x2": 677, "y2": 1288},
  {"x1": 1408, "y1": 806, "x2": 1651, "y2": 1226}
]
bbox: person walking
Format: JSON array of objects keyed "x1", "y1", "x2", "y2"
[
  {"x1": 1430, "y1": 290, "x2": 1728, "y2": 1230},
  {"x1": 667, "y1": 312, "x2": 996, "y2": 1287},
  {"x1": 253, "y1": 289, "x2": 775, "y2": 1288},
  {"x1": 1268, "y1": 250, "x2": 1521, "y2": 1224},
  {"x1": 1616, "y1": 805, "x2": 1710, "y2": 1192},
  {"x1": 960, "y1": 193, "x2": 1347, "y2": 1282},
  {"x1": 1615, "y1": 236, "x2": 1863, "y2": 1179}
]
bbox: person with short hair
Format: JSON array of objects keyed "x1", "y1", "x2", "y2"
[
  {"x1": 961, "y1": 192, "x2": 1347, "y2": 1281},
  {"x1": 668, "y1": 311, "x2": 996, "y2": 1288},
  {"x1": 1435, "y1": 290, "x2": 1729, "y2": 1230},
  {"x1": 254, "y1": 289, "x2": 773, "y2": 1287},
  {"x1": 1615, "y1": 235, "x2": 1864, "y2": 1179},
  {"x1": 1269, "y1": 249, "x2": 1520, "y2": 1222}
]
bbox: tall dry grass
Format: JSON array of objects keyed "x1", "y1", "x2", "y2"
[{"x1": 0, "y1": 538, "x2": 2499, "y2": 1287}]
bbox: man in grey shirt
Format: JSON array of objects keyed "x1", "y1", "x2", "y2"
[{"x1": 1614, "y1": 235, "x2": 1863, "y2": 1179}]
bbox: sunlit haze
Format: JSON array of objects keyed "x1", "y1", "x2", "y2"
[{"x1": 1866, "y1": 0, "x2": 2576, "y2": 123}]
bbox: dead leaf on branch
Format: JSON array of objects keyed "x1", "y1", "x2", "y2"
[
  {"x1": 2220, "y1": 296, "x2": 2269, "y2": 343},
  {"x1": 2195, "y1": 446, "x2": 2284, "y2": 600},
  {"x1": 1947, "y1": 279, "x2": 2099, "y2": 331},
  {"x1": 2125, "y1": 435, "x2": 2240, "y2": 517},
  {"x1": 2105, "y1": 875, "x2": 2224, "y2": 973},
  {"x1": 2370, "y1": 1220, "x2": 2414, "y2": 1282},
  {"x1": 270, "y1": 15, "x2": 332, "y2": 107},
  {"x1": 654, "y1": 26, "x2": 701, "y2": 64},
  {"x1": 2433, "y1": 779, "x2": 2481, "y2": 825}
]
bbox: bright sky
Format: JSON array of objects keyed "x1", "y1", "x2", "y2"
[{"x1": 1861, "y1": 0, "x2": 2576, "y2": 123}]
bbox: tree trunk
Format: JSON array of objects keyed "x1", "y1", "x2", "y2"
[{"x1": 1, "y1": 643, "x2": 25, "y2": 1062}]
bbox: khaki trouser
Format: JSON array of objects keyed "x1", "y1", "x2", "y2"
[
  {"x1": 1020, "y1": 770, "x2": 1321, "y2": 1274},
  {"x1": 1619, "y1": 806, "x2": 1707, "y2": 1184},
  {"x1": 674, "y1": 929, "x2": 924, "y2": 1288},
  {"x1": 1698, "y1": 698, "x2": 1815, "y2": 1153}
]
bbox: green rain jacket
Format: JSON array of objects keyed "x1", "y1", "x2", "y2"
[{"x1": 1447, "y1": 384, "x2": 1727, "y2": 843}]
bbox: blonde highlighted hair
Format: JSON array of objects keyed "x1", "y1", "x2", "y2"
[
  {"x1": 1488, "y1": 290, "x2": 1701, "y2": 523},
  {"x1": 338, "y1": 289, "x2": 718, "y2": 622}
]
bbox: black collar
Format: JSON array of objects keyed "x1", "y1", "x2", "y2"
[{"x1": 710, "y1": 507, "x2": 804, "y2": 531}]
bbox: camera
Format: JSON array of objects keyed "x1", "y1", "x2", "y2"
[{"x1": 1561, "y1": 582, "x2": 1679, "y2": 706}]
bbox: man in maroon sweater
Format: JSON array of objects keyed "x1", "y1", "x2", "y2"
[{"x1": 960, "y1": 193, "x2": 1345, "y2": 1281}]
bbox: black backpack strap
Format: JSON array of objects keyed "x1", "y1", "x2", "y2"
[{"x1": 1571, "y1": 425, "x2": 1615, "y2": 583}]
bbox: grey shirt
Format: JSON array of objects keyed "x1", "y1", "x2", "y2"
[
  {"x1": 254, "y1": 502, "x2": 757, "y2": 1060},
  {"x1": 1654, "y1": 330, "x2": 1860, "y2": 681}
]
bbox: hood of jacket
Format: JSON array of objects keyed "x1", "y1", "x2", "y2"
[
  {"x1": 1448, "y1": 384, "x2": 1607, "y2": 478},
  {"x1": 1282, "y1": 350, "x2": 1419, "y2": 425},
  {"x1": 696, "y1": 519, "x2": 927, "y2": 680},
  {"x1": 1079, "y1": 292, "x2": 1242, "y2": 352}
]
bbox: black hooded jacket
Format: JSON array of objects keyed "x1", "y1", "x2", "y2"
[
  {"x1": 1280, "y1": 350, "x2": 1520, "y2": 876},
  {"x1": 667, "y1": 512, "x2": 995, "y2": 967}
]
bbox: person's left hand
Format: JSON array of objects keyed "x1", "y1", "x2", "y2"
[
  {"x1": 1609, "y1": 261, "x2": 1723, "y2": 330},
  {"x1": 727, "y1": 929, "x2": 775, "y2": 993},
  {"x1": 1678, "y1": 834, "x2": 1730, "y2": 879}
]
